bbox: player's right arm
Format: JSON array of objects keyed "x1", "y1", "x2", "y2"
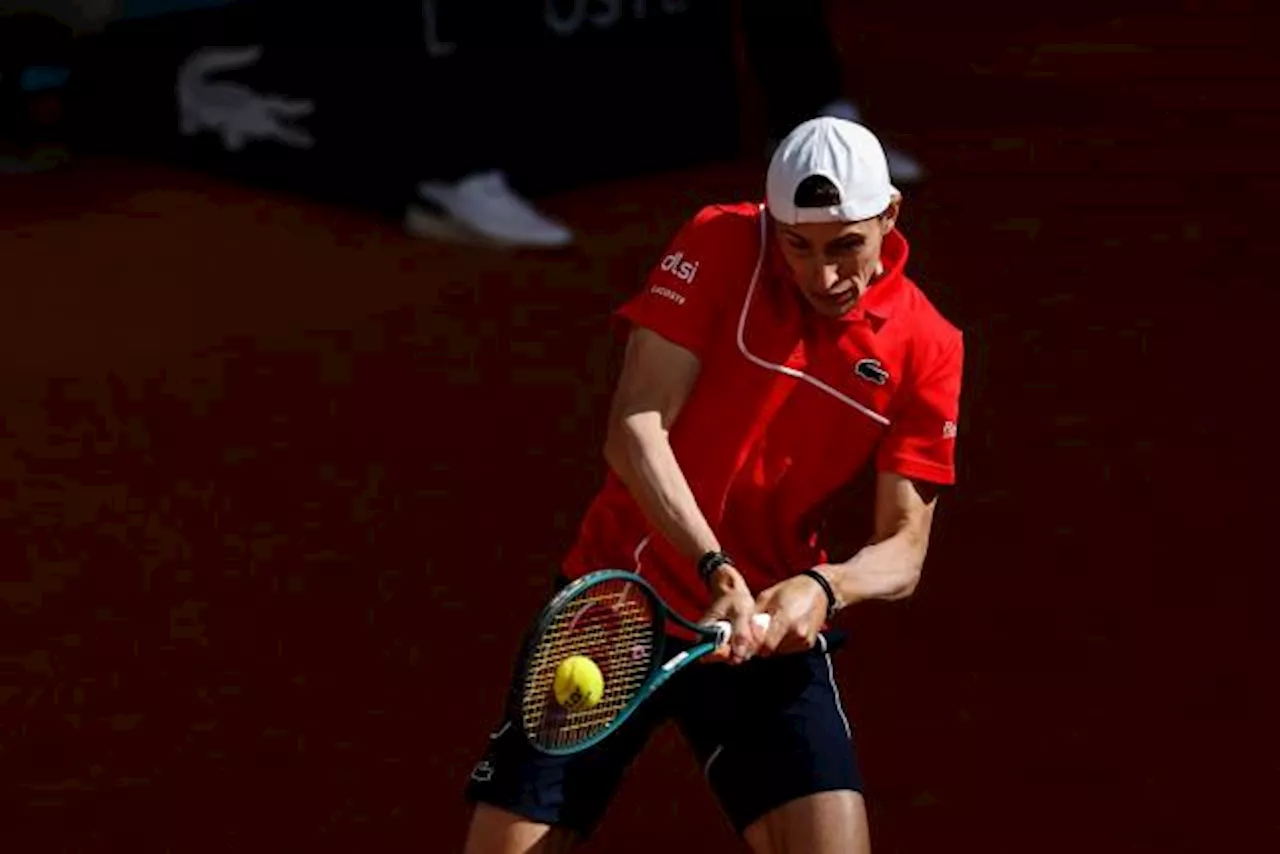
[
  {"x1": 602, "y1": 327, "x2": 721, "y2": 567},
  {"x1": 603, "y1": 204, "x2": 761, "y2": 661},
  {"x1": 603, "y1": 204, "x2": 744, "y2": 564},
  {"x1": 603, "y1": 329, "x2": 756, "y2": 662}
]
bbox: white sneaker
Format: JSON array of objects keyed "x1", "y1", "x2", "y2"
[
  {"x1": 406, "y1": 170, "x2": 574, "y2": 249},
  {"x1": 818, "y1": 99, "x2": 926, "y2": 185}
]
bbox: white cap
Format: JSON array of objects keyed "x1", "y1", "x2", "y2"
[{"x1": 766, "y1": 117, "x2": 899, "y2": 225}]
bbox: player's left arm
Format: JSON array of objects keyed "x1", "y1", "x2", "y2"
[
  {"x1": 821, "y1": 472, "x2": 939, "y2": 605},
  {"x1": 821, "y1": 328, "x2": 964, "y2": 607}
]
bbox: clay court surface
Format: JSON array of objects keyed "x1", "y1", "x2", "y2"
[{"x1": 2, "y1": 9, "x2": 1274, "y2": 852}]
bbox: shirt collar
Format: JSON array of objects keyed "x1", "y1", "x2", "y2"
[{"x1": 847, "y1": 228, "x2": 909, "y2": 322}]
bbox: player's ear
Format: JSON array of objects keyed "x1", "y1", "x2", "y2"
[{"x1": 881, "y1": 194, "x2": 902, "y2": 234}]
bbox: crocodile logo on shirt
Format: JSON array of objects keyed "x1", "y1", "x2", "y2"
[{"x1": 854, "y1": 358, "x2": 890, "y2": 386}]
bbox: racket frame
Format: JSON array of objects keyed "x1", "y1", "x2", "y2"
[{"x1": 517, "y1": 569, "x2": 729, "y2": 756}]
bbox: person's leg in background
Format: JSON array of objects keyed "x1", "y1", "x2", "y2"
[
  {"x1": 738, "y1": 0, "x2": 842, "y2": 142},
  {"x1": 402, "y1": 0, "x2": 573, "y2": 250},
  {"x1": 404, "y1": 89, "x2": 574, "y2": 250},
  {"x1": 738, "y1": 0, "x2": 923, "y2": 184}
]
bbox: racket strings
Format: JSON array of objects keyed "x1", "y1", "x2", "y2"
[{"x1": 521, "y1": 580, "x2": 659, "y2": 751}]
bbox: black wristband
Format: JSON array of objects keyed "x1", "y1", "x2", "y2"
[
  {"x1": 697, "y1": 550, "x2": 734, "y2": 587},
  {"x1": 801, "y1": 568, "x2": 839, "y2": 621}
]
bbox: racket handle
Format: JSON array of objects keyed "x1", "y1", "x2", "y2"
[
  {"x1": 710, "y1": 620, "x2": 732, "y2": 646},
  {"x1": 709, "y1": 613, "x2": 772, "y2": 647}
]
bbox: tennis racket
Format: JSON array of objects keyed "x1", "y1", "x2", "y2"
[{"x1": 516, "y1": 568, "x2": 770, "y2": 756}]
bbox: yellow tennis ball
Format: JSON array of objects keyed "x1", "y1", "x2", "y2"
[{"x1": 553, "y1": 655, "x2": 604, "y2": 710}]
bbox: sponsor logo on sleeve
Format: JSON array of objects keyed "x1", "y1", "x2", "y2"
[
  {"x1": 659, "y1": 251, "x2": 699, "y2": 284},
  {"x1": 649, "y1": 286, "x2": 687, "y2": 305}
]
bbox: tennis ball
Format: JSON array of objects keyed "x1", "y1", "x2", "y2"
[{"x1": 553, "y1": 655, "x2": 604, "y2": 711}]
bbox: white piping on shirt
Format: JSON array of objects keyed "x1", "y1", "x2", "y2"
[{"x1": 736, "y1": 206, "x2": 891, "y2": 427}]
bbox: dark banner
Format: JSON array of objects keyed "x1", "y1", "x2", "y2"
[{"x1": 72, "y1": 1, "x2": 740, "y2": 212}]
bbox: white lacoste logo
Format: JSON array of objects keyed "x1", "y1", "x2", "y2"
[
  {"x1": 942, "y1": 420, "x2": 958, "y2": 439},
  {"x1": 176, "y1": 45, "x2": 316, "y2": 152}
]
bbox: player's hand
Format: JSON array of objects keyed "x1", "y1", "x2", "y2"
[
  {"x1": 699, "y1": 564, "x2": 765, "y2": 665},
  {"x1": 752, "y1": 569, "x2": 833, "y2": 657}
]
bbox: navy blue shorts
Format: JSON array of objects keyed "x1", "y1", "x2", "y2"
[{"x1": 464, "y1": 611, "x2": 862, "y2": 838}]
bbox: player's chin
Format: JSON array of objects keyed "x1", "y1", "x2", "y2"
[{"x1": 804, "y1": 292, "x2": 855, "y2": 318}]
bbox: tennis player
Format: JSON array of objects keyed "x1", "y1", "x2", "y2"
[{"x1": 463, "y1": 116, "x2": 964, "y2": 854}]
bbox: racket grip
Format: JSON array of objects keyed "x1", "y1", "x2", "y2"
[
  {"x1": 710, "y1": 620, "x2": 732, "y2": 646},
  {"x1": 710, "y1": 613, "x2": 771, "y2": 647}
]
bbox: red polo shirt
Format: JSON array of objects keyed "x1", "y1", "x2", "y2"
[{"x1": 561, "y1": 202, "x2": 964, "y2": 621}]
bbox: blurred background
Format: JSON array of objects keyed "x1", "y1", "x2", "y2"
[{"x1": 1, "y1": 1, "x2": 1274, "y2": 851}]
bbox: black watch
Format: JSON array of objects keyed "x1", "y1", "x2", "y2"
[{"x1": 697, "y1": 550, "x2": 734, "y2": 587}]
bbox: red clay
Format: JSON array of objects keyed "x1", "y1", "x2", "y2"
[{"x1": 2, "y1": 8, "x2": 1274, "y2": 852}]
